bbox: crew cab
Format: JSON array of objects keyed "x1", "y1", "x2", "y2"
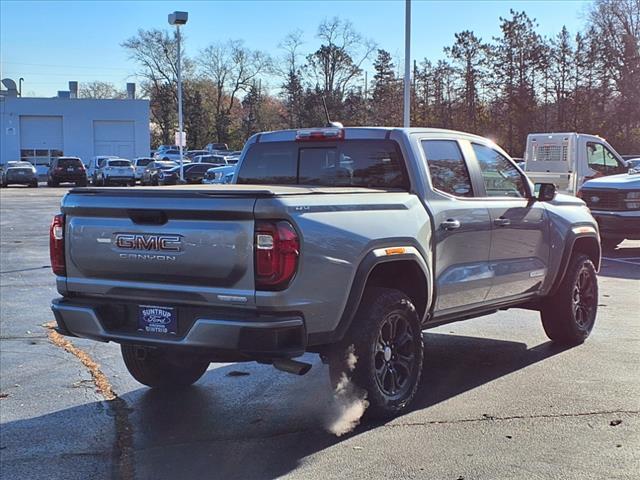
[
  {"x1": 524, "y1": 133, "x2": 628, "y2": 194},
  {"x1": 50, "y1": 127, "x2": 601, "y2": 418}
]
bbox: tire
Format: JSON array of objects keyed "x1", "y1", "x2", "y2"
[
  {"x1": 76, "y1": 180, "x2": 87, "y2": 187},
  {"x1": 601, "y1": 237, "x2": 621, "y2": 250},
  {"x1": 328, "y1": 287, "x2": 424, "y2": 419},
  {"x1": 540, "y1": 254, "x2": 598, "y2": 345},
  {"x1": 30, "y1": 180, "x2": 38, "y2": 188},
  {"x1": 121, "y1": 345, "x2": 209, "y2": 389}
]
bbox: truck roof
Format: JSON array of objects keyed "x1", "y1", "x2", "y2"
[
  {"x1": 527, "y1": 132, "x2": 605, "y2": 141},
  {"x1": 253, "y1": 126, "x2": 495, "y2": 145}
]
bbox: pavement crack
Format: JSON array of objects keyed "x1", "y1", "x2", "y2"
[
  {"x1": 388, "y1": 409, "x2": 640, "y2": 428},
  {"x1": 43, "y1": 322, "x2": 135, "y2": 480}
]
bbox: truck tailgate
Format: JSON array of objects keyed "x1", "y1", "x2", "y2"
[{"x1": 61, "y1": 187, "x2": 261, "y2": 306}]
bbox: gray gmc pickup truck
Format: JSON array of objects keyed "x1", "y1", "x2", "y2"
[{"x1": 50, "y1": 127, "x2": 601, "y2": 418}]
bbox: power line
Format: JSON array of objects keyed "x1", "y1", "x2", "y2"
[{"x1": 2, "y1": 61, "x2": 134, "y2": 72}]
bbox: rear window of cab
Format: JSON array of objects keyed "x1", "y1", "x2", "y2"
[{"x1": 236, "y1": 140, "x2": 409, "y2": 189}]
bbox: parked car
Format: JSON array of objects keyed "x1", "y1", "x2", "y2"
[
  {"x1": 51, "y1": 126, "x2": 601, "y2": 419},
  {"x1": 205, "y1": 142, "x2": 229, "y2": 153},
  {"x1": 87, "y1": 156, "x2": 118, "y2": 184},
  {"x1": 156, "y1": 145, "x2": 180, "y2": 154},
  {"x1": 1, "y1": 161, "x2": 38, "y2": 187},
  {"x1": 578, "y1": 170, "x2": 640, "y2": 249},
  {"x1": 626, "y1": 158, "x2": 640, "y2": 173},
  {"x1": 185, "y1": 150, "x2": 209, "y2": 160},
  {"x1": 524, "y1": 132, "x2": 628, "y2": 194},
  {"x1": 93, "y1": 158, "x2": 135, "y2": 186},
  {"x1": 191, "y1": 154, "x2": 224, "y2": 164},
  {"x1": 140, "y1": 161, "x2": 177, "y2": 186},
  {"x1": 133, "y1": 157, "x2": 154, "y2": 181},
  {"x1": 203, "y1": 164, "x2": 237, "y2": 184},
  {"x1": 153, "y1": 149, "x2": 187, "y2": 162},
  {"x1": 47, "y1": 157, "x2": 87, "y2": 187},
  {"x1": 157, "y1": 163, "x2": 217, "y2": 185}
]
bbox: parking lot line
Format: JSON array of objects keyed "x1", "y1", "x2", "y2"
[{"x1": 602, "y1": 257, "x2": 640, "y2": 266}]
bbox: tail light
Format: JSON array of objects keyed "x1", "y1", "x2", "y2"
[
  {"x1": 255, "y1": 220, "x2": 299, "y2": 290},
  {"x1": 49, "y1": 214, "x2": 66, "y2": 276}
]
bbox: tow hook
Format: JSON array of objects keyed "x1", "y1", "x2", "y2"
[{"x1": 272, "y1": 358, "x2": 312, "y2": 376}]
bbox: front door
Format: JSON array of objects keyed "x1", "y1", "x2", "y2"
[
  {"x1": 470, "y1": 143, "x2": 550, "y2": 301},
  {"x1": 421, "y1": 139, "x2": 493, "y2": 314}
]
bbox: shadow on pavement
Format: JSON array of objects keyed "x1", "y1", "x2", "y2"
[
  {"x1": 598, "y1": 246, "x2": 640, "y2": 280},
  {"x1": 1, "y1": 333, "x2": 571, "y2": 480}
]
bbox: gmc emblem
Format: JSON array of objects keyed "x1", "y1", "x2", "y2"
[{"x1": 114, "y1": 233, "x2": 182, "y2": 252}]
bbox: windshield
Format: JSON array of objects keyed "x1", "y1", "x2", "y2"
[
  {"x1": 136, "y1": 158, "x2": 152, "y2": 166},
  {"x1": 108, "y1": 160, "x2": 132, "y2": 167},
  {"x1": 236, "y1": 140, "x2": 409, "y2": 189}
]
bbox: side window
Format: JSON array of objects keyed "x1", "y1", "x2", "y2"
[
  {"x1": 421, "y1": 140, "x2": 473, "y2": 197},
  {"x1": 587, "y1": 142, "x2": 621, "y2": 174},
  {"x1": 472, "y1": 143, "x2": 526, "y2": 198}
]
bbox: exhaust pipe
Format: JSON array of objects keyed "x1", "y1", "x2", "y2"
[{"x1": 272, "y1": 358, "x2": 312, "y2": 376}]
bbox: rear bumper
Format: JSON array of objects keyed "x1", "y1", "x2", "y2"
[
  {"x1": 591, "y1": 210, "x2": 640, "y2": 240},
  {"x1": 105, "y1": 176, "x2": 135, "y2": 183},
  {"x1": 5, "y1": 176, "x2": 36, "y2": 184},
  {"x1": 51, "y1": 297, "x2": 306, "y2": 357},
  {"x1": 50, "y1": 174, "x2": 86, "y2": 183}
]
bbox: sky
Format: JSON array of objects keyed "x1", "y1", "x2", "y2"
[{"x1": 1, "y1": 0, "x2": 592, "y2": 97}]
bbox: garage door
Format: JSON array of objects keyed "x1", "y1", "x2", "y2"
[
  {"x1": 20, "y1": 116, "x2": 63, "y2": 166},
  {"x1": 93, "y1": 121, "x2": 135, "y2": 159}
]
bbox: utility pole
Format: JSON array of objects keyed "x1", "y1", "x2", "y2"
[
  {"x1": 168, "y1": 11, "x2": 188, "y2": 182},
  {"x1": 176, "y1": 24, "x2": 184, "y2": 181},
  {"x1": 403, "y1": 0, "x2": 411, "y2": 127}
]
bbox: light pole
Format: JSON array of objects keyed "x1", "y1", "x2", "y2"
[
  {"x1": 403, "y1": 0, "x2": 411, "y2": 128},
  {"x1": 168, "y1": 11, "x2": 188, "y2": 182}
]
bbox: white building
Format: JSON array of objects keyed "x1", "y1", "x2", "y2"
[{"x1": 0, "y1": 82, "x2": 150, "y2": 174}]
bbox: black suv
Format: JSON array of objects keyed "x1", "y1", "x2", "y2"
[{"x1": 47, "y1": 157, "x2": 87, "y2": 187}]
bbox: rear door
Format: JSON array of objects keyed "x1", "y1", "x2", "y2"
[
  {"x1": 421, "y1": 139, "x2": 493, "y2": 314},
  {"x1": 469, "y1": 143, "x2": 550, "y2": 301}
]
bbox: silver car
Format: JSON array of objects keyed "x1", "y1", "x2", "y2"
[{"x1": 94, "y1": 158, "x2": 136, "y2": 186}]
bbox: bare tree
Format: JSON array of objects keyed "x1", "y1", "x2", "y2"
[
  {"x1": 79, "y1": 81, "x2": 125, "y2": 99},
  {"x1": 306, "y1": 17, "x2": 376, "y2": 99},
  {"x1": 122, "y1": 28, "x2": 193, "y2": 145},
  {"x1": 198, "y1": 40, "x2": 272, "y2": 142}
]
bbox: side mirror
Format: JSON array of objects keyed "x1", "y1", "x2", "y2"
[{"x1": 534, "y1": 182, "x2": 556, "y2": 202}]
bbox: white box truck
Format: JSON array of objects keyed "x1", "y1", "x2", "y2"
[{"x1": 524, "y1": 133, "x2": 628, "y2": 194}]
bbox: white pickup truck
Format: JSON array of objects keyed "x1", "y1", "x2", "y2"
[{"x1": 524, "y1": 133, "x2": 628, "y2": 195}]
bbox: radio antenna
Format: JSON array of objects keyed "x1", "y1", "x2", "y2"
[
  {"x1": 321, "y1": 95, "x2": 331, "y2": 126},
  {"x1": 321, "y1": 95, "x2": 343, "y2": 128}
]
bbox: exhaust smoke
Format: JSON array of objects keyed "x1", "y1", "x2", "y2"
[{"x1": 325, "y1": 346, "x2": 369, "y2": 437}]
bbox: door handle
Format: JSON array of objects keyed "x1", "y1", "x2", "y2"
[
  {"x1": 441, "y1": 219, "x2": 461, "y2": 230},
  {"x1": 494, "y1": 217, "x2": 511, "y2": 227}
]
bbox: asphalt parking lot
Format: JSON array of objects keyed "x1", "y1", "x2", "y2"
[{"x1": 1, "y1": 185, "x2": 639, "y2": 480}]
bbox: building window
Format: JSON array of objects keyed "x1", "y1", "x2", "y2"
[{"x1": 20, "y1": 149, "x2": 63, "y2": 167}]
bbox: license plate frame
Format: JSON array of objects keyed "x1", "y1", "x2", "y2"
[{"x1": 138, "y1": 305, "x2": 177, "y2": 335}]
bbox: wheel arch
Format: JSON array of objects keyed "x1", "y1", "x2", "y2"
[
  {"x1": 548, "y1": 233, "x2": 601, "y2": 297},
  {"x1": 311, "y1": 245, "x2": 432, "y2": 347}
]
